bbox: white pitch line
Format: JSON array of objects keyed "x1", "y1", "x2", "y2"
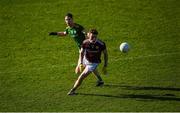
[{"x1": 0, "y1": 52, "x2": 179, "y2": 74}]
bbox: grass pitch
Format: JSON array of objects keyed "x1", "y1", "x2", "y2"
[{"x1": 0, "y1": 0, "x2": 180, "y2": 112}]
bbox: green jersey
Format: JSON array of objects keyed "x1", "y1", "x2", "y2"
[{"x1": 65, "y1": 23, "x2": 85, "y2": 49}]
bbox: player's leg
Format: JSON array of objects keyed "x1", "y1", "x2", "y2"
[
  {"x1": 68, "y1": 67, "x2": 91, "y2": 95},
  {"x1": 73, "y1": 68, "x2": 91, "y2": 90},
  {"x1": 93, "y1": 68, "x2": 104, "y2": 86}
]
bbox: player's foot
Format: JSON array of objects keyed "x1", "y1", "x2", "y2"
[
  {"x1": 96, "y1": 81, "x2": 104, "y2": 86},
  {"x1": 67, "y1": 89, "x2": 76, "y2": 95}
]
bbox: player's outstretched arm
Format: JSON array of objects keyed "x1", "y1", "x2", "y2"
[{"x1": 49, "y1": 31, "x2": 67, "y2": 36}]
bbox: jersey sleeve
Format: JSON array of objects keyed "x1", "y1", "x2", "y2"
[
  {"x1": 98, "y1": 39, "x2": 106, "y2": 51},
  {"x1": 81, "y1": 40, "x2": 88, "y2": 49},
  {"x1": 81, "y1": 41, "x2": 85, "y2": 49},
  {"x1": 79, "y1": 25, "x2": 84, "y2": 31},
  {"x1": 65, "y1": 27, "x2": 69, "y2": 34},
  {"x1": 102, "y1": 42, "x2": 106, "y2": 50},
  {"x1": 75, "y1": 23, "x2": 84, "y2": 32}
]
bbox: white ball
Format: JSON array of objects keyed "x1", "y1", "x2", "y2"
[{"x1": 120, "y1": 42, "x2": 129, "y2": 53}]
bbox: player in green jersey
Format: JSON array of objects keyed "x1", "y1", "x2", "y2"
[{"x1": 49, "y1": 13, "x2": 86, "y2": 74}]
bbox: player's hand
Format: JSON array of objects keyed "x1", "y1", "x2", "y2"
[
  {"x1": 49, "y1": 32, "x2": 57, "y2": 35},
  {"x1": 102, "y1": 66, "x2": 107, "y2": 75},
  {"x1": 79, "y1": 64, "x2": 84, "y2": 73}
]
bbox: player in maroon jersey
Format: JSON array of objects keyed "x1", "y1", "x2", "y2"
[{"x1": 68, "y1": 29, "x2": 108, "y2": 95}]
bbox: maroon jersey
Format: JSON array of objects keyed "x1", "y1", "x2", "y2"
[{"x1": 82, "y1": 39, "x2": 106, "y2": 63}]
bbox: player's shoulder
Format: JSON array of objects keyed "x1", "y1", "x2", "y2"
[
  {"x1": 96, "y1": 39, "x2": 105, "y2": 46},
  {"x1": 74, "y1": 23, "x2": 84, "y2": 29},
  {"x1": 83, "y1": 39, "x2": 89, "y2": 43}
]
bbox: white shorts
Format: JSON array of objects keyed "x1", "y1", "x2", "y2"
[{"x1": 83, "y1": 57, "x2": 99, "y2": 72}]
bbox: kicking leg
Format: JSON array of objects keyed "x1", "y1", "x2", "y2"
[{"x1": 68, "y1": 67, "x2": 91, "y2": 95}]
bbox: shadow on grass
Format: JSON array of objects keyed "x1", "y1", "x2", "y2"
[
  {"x1": 78, "y1": 93, "x2": 180, "y2": 101},
  {"x1": 77, "y1": 84, "x2": 180, "y2": 101},
  {"x1": 104, "y1": 84, "x2": 180, "y2": 91}
]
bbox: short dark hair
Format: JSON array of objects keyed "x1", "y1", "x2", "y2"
[
  {"x1": 65, "y1": 13, "x2": 73, "y2": 19},
  {"x1": 89, "y1": 29, "x2": 98, "y2": 35}
]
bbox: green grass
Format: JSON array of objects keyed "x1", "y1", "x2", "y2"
[{"x1": 0, "y1": 0, "x2": 180, "y2": 112}]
